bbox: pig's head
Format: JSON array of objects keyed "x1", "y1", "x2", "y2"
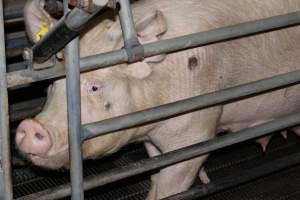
[
  {"x1": 16, "y1": 69, "x2": 141, "y2": 169},
  {"x1": 17, "y1": 0, "x2": 168, "y2": 169}
]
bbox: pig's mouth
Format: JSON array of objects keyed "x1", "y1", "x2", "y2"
[{"x1": 24, "y1": 144, "x2": 69, "y2": 169}]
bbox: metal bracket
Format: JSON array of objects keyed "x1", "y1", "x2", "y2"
[
  {"x1": 69, "y1": 0, "x2": 116, "y2": 13},
  {"x1": 124, "y1": 42, "x2": 144, "y2": 63},
  {"x1": 23, "y1": 47, "x2": 56, "y2": 70}
]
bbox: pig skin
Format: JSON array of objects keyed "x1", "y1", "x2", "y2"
[{"x1": 18, "y1": 0, "x2": 300, "y2": 199}]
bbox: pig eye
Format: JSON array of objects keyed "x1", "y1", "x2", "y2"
[
  {"x1": 91, "y1": 86, "x2": 98, "y2": 92},
  {"x1": 86, "y1": 84, "x2": 102, "y2": 95},
  {"x1": 82, "y1": 79, "x2": 103, "y2": 95}
]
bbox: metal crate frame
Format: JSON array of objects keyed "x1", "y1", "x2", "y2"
[{"x1": 0, "y1": 0, "x2": 300, "y2": 199}]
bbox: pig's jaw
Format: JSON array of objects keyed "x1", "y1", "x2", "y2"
[{"x1": 28, "y1": 145, "x2": 69, "y2": 169}]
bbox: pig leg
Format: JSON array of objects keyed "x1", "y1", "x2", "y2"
[
  {"x1": 293, "y1": 126, "x2": 300, "y2": 137},
  {"x1": 146, "y1": 108, "x2": 220, "y2": 200},
  {"x1": 249, "y1": 120, "x2": 273, "y2": 152},
  {"x1": 144, "y1": 142, "x2": 162, "y2": 200},
  {"x1": 199, "y1": 167, "x2": 210, "y2": 184},
  {"x1": 281, "y1": 130, "x2": 288, "y2": 139}
]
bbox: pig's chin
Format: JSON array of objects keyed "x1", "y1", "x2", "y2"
[
  {"x1": 21, "y1": 140, "x2": 69, "y2": 169},
  {"x1": 28, "y1": 148, "x2": 69, "y2": 169}
]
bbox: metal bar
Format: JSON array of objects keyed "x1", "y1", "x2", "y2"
[
  {"x1": 3, "y1": 1, "x2": 24, "y2": 20},
  {"x1": 8, "y1": 11, "x2": 300, "y2": 88},
  {"x1": 118, "y1": 0, "x2": 140, "y2": 47},
  {"x1": 117, "y1": 0, "x2": 143, "y2": 62},
  {"x1": 15, "y1": 112, "x2": 300, "y2": 200},
  {"x1": 0, "y1": 0, "x2": 13, "y2": 199},
  {"x1": 162, "y1": 151, "x2": 300, "y2": 200},
  {"x1": 82, "y1": 70, "x2": 300, "y2": 140},
  {"x1": 9, "y1": 97, "x2": 45, "y2": 122},
  {"x1": 63, "y1": 0, "x2": 84, "y2": 199}
]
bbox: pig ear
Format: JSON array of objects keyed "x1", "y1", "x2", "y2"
[
  {"x1": 107, "y1": 9, "x2": 167, "y2": 44},
  {"x1": 24, "y1": 0, "x2": 53, "y2": 43},
  {"x1": 136, "y1": 9, "x2": 168, "y2": 40},
  {"x1": 136, "y1": 10, "x2": 167, "y2": 64}
]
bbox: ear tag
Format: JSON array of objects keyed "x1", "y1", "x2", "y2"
[{"x1": 35, "y1": 22, "x2": 49, "y2": 42}]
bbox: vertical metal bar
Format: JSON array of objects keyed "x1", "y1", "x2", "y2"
[
  {"x1": 118, "y1": 0, "x2": 139, "y2": 48},
  {"x1": 64, "y1": 1, "x2": 84, "y2": 200},
  {"x1": 0, "y1": 0, "x2": 13, "y2": 199}
]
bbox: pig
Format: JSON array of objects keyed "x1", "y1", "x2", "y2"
[{"x1": 16, "y1": 0, "x2": 300, "y2": 199}]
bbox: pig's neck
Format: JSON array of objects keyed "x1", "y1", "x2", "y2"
[{"x1": 130, "y1": 73, "x2": 167, "y2": 112}]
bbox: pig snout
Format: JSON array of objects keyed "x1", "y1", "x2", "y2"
[{"x1": 16, "y1": 119, "x2": 52, "y2": 159}]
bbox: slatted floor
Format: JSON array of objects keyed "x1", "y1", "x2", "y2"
[{"x1": 11, "y1": 131, "x2": 300, "y2": 200}]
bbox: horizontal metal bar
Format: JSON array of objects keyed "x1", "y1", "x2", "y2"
[
  {"x1": 9, "y1": 98, "x2": 45, "y2": 122},
  {"x1": 82, "y1": 70, "x2": 300, "y2": 140},
  {"x1": 162, "y1": 151, "x2": 300, "y2": 200},
  {"x1": 3, "y1": 1, "x2": 24, "y2": 20},
  {"x1": 15, "y1": 112, "x2": 300, "y2": 200},
  {"x1": 7, "y1": 11, "x2": 300, "y2": 88}
]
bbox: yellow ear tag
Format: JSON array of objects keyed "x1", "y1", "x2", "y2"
[{"x1": 35, "y1": 22, "x2": 49, "y2": 42}]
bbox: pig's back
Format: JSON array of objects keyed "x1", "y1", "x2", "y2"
[{"x1": 134, "y1": 0, "x2": 300, "y2": 127}]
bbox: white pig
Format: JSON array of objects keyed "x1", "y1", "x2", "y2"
[{"x1": 16, "y1": 0, "x2": 300, "y2": 199}]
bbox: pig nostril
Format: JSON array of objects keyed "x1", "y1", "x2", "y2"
[
  {"x1": 29, "y1": 153, "x2": 39, "y2": 158},
  {"x1": 19, "y1": 129, "x2": 26, "y2": 135},
  {"x1": 35, "y1": 132, "x2": 44, "y2": 140}
]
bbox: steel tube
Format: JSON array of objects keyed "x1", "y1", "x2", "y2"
[
  {"x1": 64, "y1": 1, "x2": 84, "y2": 199},
  {"x1": 82, "y1": 70, "x2": 300, "y2": 140},
  {"x1": 15, "y1": 112, "x2": 300, "y2": 200},
  {"x1": 0, "y1": 0, "x2": 13, "y2": 199},
  {"x1": 8, "y1": 11, "x2": 300, "y2": 88},
  {"x1": 118, "y1": 0, "x2": 139, "y2": 47}
]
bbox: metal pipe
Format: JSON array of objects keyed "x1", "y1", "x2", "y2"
[
  {"x1": 15, "y1": 112, "x2": 300, "y2": 200},
  {"x1": 63, "y1": 1, "x2": 84, "y2": 199},
  {"x1": 118, "y1": 0, "x2": 139, "y2": 48},
  {"x1": 117, "y1": 0, "x2": 144, "y2": 62},
  {"x1": 0, "y1": 0, "x2": 13, "y2": 199},
  {"x1": 82, "y1": 70, "x2": 300, "y2": 140},
  {"x1": 162, "y1": 151, "x2": 300, "y2": 200},
  {"x1": 9, "y1": 11, "x2": 300, "y2": 88},
  {"x1": 9, "y1": 98, "x2": 45, "y2": 122}
]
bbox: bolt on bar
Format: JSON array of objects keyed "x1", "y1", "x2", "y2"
[
  {"x1": 82, "y1": 69, "x2": 300, "y2": 140},
  {"x1": 15, "y1": 111, "x2": 300, "y2": 200},
  {"x1": 0, "y1": 0, "x2": 13, "y2": 199},
  {"x1": 63, "y1": 0, "x2": 84, "y2": 199},
  {"x1": 7, "y1": 11, "x2": 300, "y2": 88}
]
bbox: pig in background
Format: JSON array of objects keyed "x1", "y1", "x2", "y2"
[{"x1": 16, "y1": 0, "x2": 300, "y2": 199}]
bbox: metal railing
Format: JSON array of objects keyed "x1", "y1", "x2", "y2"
[
  {"x1": 1, "y1": 0, "x2": 300, "y2": 199},
  {"x1": 0, "y1": 0, "x2": 13, "y2": 199}
]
